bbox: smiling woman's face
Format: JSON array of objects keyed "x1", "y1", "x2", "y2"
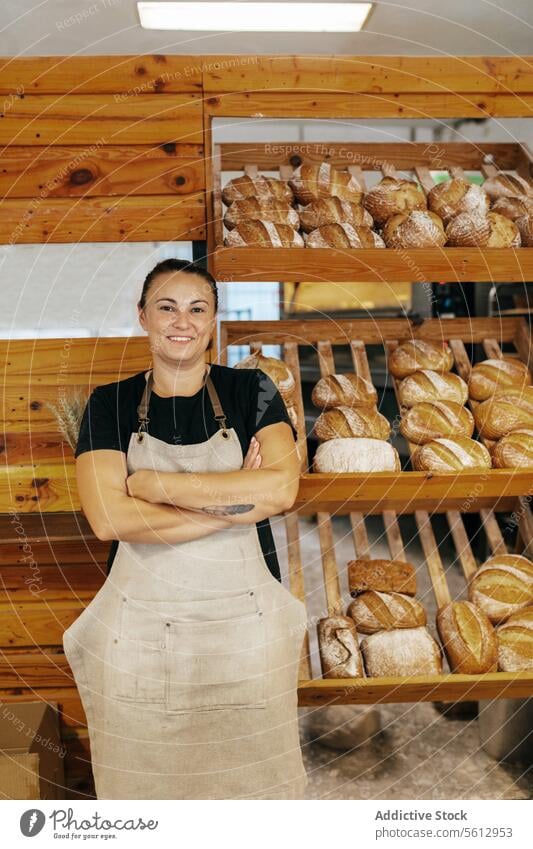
[{"x1": 138, "y1": 270, "x2": 217, "y2": 365}]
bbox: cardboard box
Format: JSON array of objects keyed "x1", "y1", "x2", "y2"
[{"x1": 0, "y1": 701, "x2": 65, "y2": 799}]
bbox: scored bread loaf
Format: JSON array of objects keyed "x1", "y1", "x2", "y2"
[
  {"x1": 388, "y1": 339, "x2": 454, "y2": 379},
  {"x1": 312, "y1": 372, "x2": 378, "y2": 410},
  {"x1": 482, "y1": 173, "x2": 533, "y2": 202},
  {"x1": 223, "y1": 198, "x2": 300, "y2": 231},
  {"x1": 468, "y1": 554, "x2": 533, "y2": 624},
  {"x1": 299, "y1": 197, "x2": 373, "y2": 233},
  {"x1": 234, "y1": 352, "x2": 295, "y2": 402},
  {"x1": 398, "y1": 369, "x2": 468, "y2": 408},
  {"x1": 306, "y1": 223, "x2": 385, "y2": 249},
  {"x1": 362, "y1": 177, "x2": 427, "y2": 226},
  {"x1": 348, "y1": 559, "x2": 417, "y2": 597},
  {"x1": 496, "y1": 607, "x2": 533, "y2": 672},
  {"x1": 225, "y1": 220, "x2": 304, "y2": 248},
  {"x1": 360, "y1": 627, "x2": 443, "y2": 677},
  {"x1": 412, "y1": 437, "x2": 492, "y2": 472},
  {"x1": 468, "y1": 357, "x2": 532, "y2": 401},
  {"x1": 317, "y1": 615, "x2": 365, "y2": 678},
  {"x1": 382, "y1": 210, "x2": 446, "y2": 248},
  {"x1": 516, "y1": 214, "x2": 533, "y2": 246},
  {"x1": 400, "y1": 401, "x2": 475, "y2": 445},
  {"x1": 491, "y1": 428, "x2": 533, "y2": 469},
  {"x1": 313, "y1": 406, "x2": 391, "y2": 441},
  {"x1": 313, "y1": 437, "x2": 401, "y2": 473},
  {"x1": 222, "y1": 174, "x2": 293, "y2": 206},
  {"x1": 445, "y1": 210, "x2": 521, "y2": 247},
  {"x1": 436, "y1": 601, "x2": 498, "y2": 674},
  {"x1": 427, "y1": 178, "x2": 490, "y2": 224},
  {"x1": 347, "y1": 591, "x2": 426, "y2": 634},
  {"x1": 491, "y1": 196, "x2": 533, "y2": 221},
  {"x1": 289, "y1": 163, "x2": 363, "y2": 206},
  {"x1": 473, "y1": 386, "x2": 533, "y2": 439}
]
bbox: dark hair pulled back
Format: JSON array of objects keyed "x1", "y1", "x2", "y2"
[{"x1": 138, "y1": 258, "x2": 218, "y2": 313}]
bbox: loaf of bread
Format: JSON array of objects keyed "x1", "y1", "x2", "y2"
[
  {"x1": 234, "y1": 352, "x2": 296, "y2": 402},
  {"x1": 516, "y1": 213, "x2": 533, "y2": 246},
  {"x1": 317, "y1": 615, "x2": 365, "y2": 678},
  {"x1": 223, "y1": 198, "x2": 300, "y2": 231},
  {"x1": 348, "y1": 559, "x2": 417, "y2": 597},
  {"x1": 400, "y1": 401, "x2": 475, "y2": 445},
  {"x1": 468, "y1": 554, "x2": 533, "y2": 624},
  {"x1": 222, "y1": 174, "x2": 294, "y2": 206},
  {"x1": 299, "y1": 197, "x2": 373, "y2": 233},
  {"x1": 436, "y1": 601, "x2": 498, "y2": 674},
  {"x1": 306, "y1": 223, "x2": 385, "y2": 249},
  {"x1": 491, "y1": 196, "x2": 533, "y2": 221},
  {"x1": 312, "y1": 372, "x2": 378, "y2": 410},
  {"x1": 360, "y1": 627, "x2": 443, "y2": 677},
  {"x1": 347, "y1": 591, "x2": 426, "y2": 634},
  {"x1": 362, "y1": 177, "x2": 427, "y2": 226},
  {"x1": 313, "y1": 405, "x2": 391, "y2": 441},
  {"x1": 225, "y1": 220, "x2": 304, "y2": 248},
  {"x1": 313, "y1": 437, "x2": 401, "y2": 473},
  {"x1": 382, "y1": 210, "x2": 446, "y2": 248},
  {"x1": 412, "y1": 437, "x2": 492, "y2": 472},
  {"x1": 468, "y1": 357, "x2": 532, "y2": 401},
  {"x1": 398, "y1": 369, "x2": 468, "y2": 408},
  {"x1": 496, "y1": 607, "x2": 533, "y2": 671},
  {"x1": 428, "y1": 178, "x2": 490, "y2": 224},
  {"x1": 473, "y1": 387, "x2": 533, "y2": 439},
  {"x1": 445, "y1": 211, "x2": 521, "y2": 247},
  {"x1": 388, "y1": 339, "x2": 454, "y2": 379},
  {"x1": 491, "y1": 428, "x2": 533, "y2": 468},
  {"x1": 289, "y1": 163, "x2": 363, "y2": 206},
  {"x1": 482, "y1": 173, "x2": 533, "y2": 202}
]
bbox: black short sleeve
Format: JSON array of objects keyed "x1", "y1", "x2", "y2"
[
  {"x1": 246, "y1": 368, "x2": 298, "y2": 442},
  {"x1": 74, "y1": 388, "x2": 125, "y2": 458}
]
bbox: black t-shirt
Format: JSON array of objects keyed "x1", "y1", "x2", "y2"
[{"x1": 75, "y1": 364, "x2": 298, "y2": 582}]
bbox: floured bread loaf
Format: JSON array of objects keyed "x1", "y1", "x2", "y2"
[
  {"x1": 491, "y1": 428, "x2": 533, "y2": 468},
  {"x1": 516, "y1": 213, "x2": 533, "y2": 246},
  {"x1": 468, "y1": 357, "x2": 532, "y2": 401},
  {"x1": 496, "y1": 607, "x2": 533, "y2": 671},
  {"x1": 299, "y1": 197, "x2": 372, "y2": 233},
  {"x1": 436, "y1": 601, "x2": 498, "y2": 674},
  {"x1": 468, "y1": 554, "x2": 533, "y2": 624},
  {"x1": 482, "y1": 173, "x2": 533, "y2": 202},
  {"x1": 473, "y1": 386, "x2": 533, "y2": 439},
  {"x1": 388, "y1": 339, "x2": 454, "y2": 379},
  {"x1": 362, "y1": 177, "x2": 427, "y2": 226},
  {"x1": 348, "y1": 559, "x2": 417, "y2": 597},
  {"x1": 312, "y1": 372, "x2": 377, "y2": 410},
  {"x1": 313, "y1": 406, "x2": 391, "y2": 441},
  {"x1": 428, "y1": 178, "x2": 490, "y2": 224},
  {"x1": 360, "y1": 627, "x2": 443, "y2": 677},
  {"x1": 382, "y1": 210, "x2": 446, "y2": 248},
  {"x1": 445, "y1": 211, "x2": 521, "y2": 247},
  {"x1": 306, "y1": 223, "x2": 385, "y2": 249},
  {"x1": 317, "y1": 615, "x2": 365, "y2": 678},
  {"x1": 313, "y1": 437, "x2": 401, "y2": 473},
  {"x1": 491, "y1": 196, "x2": 533, "y2": 221},
  {"x1": 225, "y1": 220, "x2": 304, "y2": 247},
  {"x1": 289, "y1": 163, "x2": 363, "y2": 206},
  {"x1": 412, "y1": 437, "x2": 491, "y2": 472},
  {"x1": 222, "y1": 174, "x2": 293, "y2": 206},
  {"x1": 347, "y1": 591, "x2": 426, "y2": 634},
  {"x1": 234, "y1": 352, "x2": 295, "y2": 402},
  {"x1": 398, "y1": 369, "x2": 468, "y2": 408},
  {"x1": 400, "y1": 400, "x2": 475, "y2": 445},
  {"x1": 223, "y1": 198, "x2": 300, "y2": 230}
]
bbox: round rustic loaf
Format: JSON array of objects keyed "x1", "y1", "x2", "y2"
[
  {"x1": 468, "y1": 554, "x2": 533, "y2": 624},
  {"x1": 225, "y1": 219, "x2": 304, "y2": 248},
  {"x1": 362, "y1": 177, "x2": 427, "y2": 226},
  {"x1": 313, "y1": 406, "x2": 391, "y2": 441},
  {"x1": 496, "y1": 607, "x2": 533, "y2": 671},
  {"x1": 289, "y1": 162, "x2": 363, "y2": 206},
  {"x1": 347, "y1": 591, "x2": 427, "y2": 635},
  {"x1": 306, "y1": 223, "x2": 385, "y2": 249},
  {"x1": 313, "y1": 437, "x2": 401, "y2": 473},
  {"x1": 311, "y1": 372, "x2": 377, "y2": 410},
  {"x1": 222, "y1": 174, "x2": 293, "y2": 206},
  {"x1": 482, "y1": 173, "x2": 533, "y2": 202},
  {"x1": 223, "y1": 198, "x2": 300, "y2": 231},
  {"x1": 428, "y1": 178, "x2": 490, "y2": 224},
  {"x1": 299, "y1": 197, "x2": 372, "y2": 233},
  {"x1": 468, "y1": 357, "x2": 532, "y2": 401},
  {"x1": 491, "y1": 428, "x2": 533, "y2": 469},
  {"x1": 491, "y1": 196, "x2": 533, "y2": 221},
  {"x1": 317, "y1": 615, "x2": 365, "y2": 678},
  {"x1": 382, "y1": 210, "x2": 446, "y2": 248},
  {"x1": 234, "y1": 352, "x2": 296, "y2": 402},
  {"x1": 398, "y1": 369, "x2": 468, "y2": 408},
  {"x1": 516, "y1": 213, "x2": 533, "y2": 246},
  {"x1": 436, "y1": 600, "x2": 498, "y2": 674},
  {"x1": 445, "y1": 211, "x2": 521, "y2": 247},
  {"x1": 360, "y1": 626, "x2": 443, "y2": 677},
  {"x1": 388, "y1": 339, "x2": 454, "y2": 379},
  {"x1": 412, "y1": 437, "x2": 491, "y2": 472},
  {"x1": 400, "y1": 401, "x2": 475, "y2": 445},
  {"x1": 473, "y1": 386, "x2": 533, "y2": 439}
]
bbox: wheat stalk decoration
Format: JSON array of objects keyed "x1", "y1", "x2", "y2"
[{"x1": 45, "y1": 387, "x2": 89, "y2": 452}]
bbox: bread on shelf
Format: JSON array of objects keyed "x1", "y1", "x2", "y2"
[
  {"x1": 360, "y1": 627, "x2": 443, "y2": 677},
  {"x1": 400, "y1": 400, "x2": 475, "y2": 445},
  {"x1": 317, "y1": 615, "x2": 365, "y2": 678},
  {"x1": 427, "y1": 178, "x2": 490, "y2": 224},
  {"x1": 348, "y1": 559, "x2": 417, "y2": 597},
  {"x1": 313, "y1": 437, "x2": 401, "y2": 473},
  {"x1": 491, "y1": 428, "x2": 533, "y2": 468},
  {"x1": 482, "y1": 173, "x2": 533, "y2": 202},
  {"x1": 445, "y1": 210, "x2": 521, "y2": 247},
  {"x1": 516, "y1": 213, "x2": 533, "y2": 246},
  {"x1": 234, "y1": 352, "x2": 296, "y2": 402},
  {"x1": 224, "y1": 220, "x2": 305, "y2": 248},
  {"x1": 473, "y1": 387, "x2": 533, "y2": 439},
  {"x1": 398, "y1": 369, "x2": 468, "y2": 408},
  {"x1": 299, "y1": 197, "x2": 373, "y2": 233},
  {"x1": 312, "y1": 372, "x2": 378, "y2": 410},
  {"x1": 412, "y1": 437, "x2": 492, "y2": 472},
  {"x1": 382, "y1": 210, "x2": 446, "y2": 248},
  {"x1": 388, "y1": 339, "x2": 454, "y2": 379},
  {"x1": 289, "y1": 163, "x2": 363, "y2": 206},
  {"x1": 306, "y1": 223, "x2": 385, "y2": 249},
  {"x1": 362, "y1": 176, "x2": 427, "y2": 226},
  {"x1": 491, "y1": 196, "x2": 533, "y2": 221},
  {"x1": 222, "y1": 174, "x2": 294, "y2": 206},
  {"x1": 436, "y1": 601, "x2": 498, "y2": 674},
  {"x1": 223, "y1": 198, "x2": 300, "y2": 231},
  {"x1": 468, "y1": 357, "x2": 532, "y2": 401},
  {"x1": 468, "y1": 554, "x2": 533, "y2": 624},
  {"x1": 313, "y1": 406, "x2": 391, "y2": 441},
  {"x1": 347, "y1": 590, "x2": 426, "y2": 635},
  {"x1": 496, "y1": 607, "x2": 533, "y2": 672}
]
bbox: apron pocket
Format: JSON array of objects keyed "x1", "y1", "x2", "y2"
[{"x1": 106, "y1": 597, "x2": 166, "y2": 704}]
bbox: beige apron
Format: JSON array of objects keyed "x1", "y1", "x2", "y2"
[{"x1": 63, "y1": 364, "x2": 308, "y2": 800}]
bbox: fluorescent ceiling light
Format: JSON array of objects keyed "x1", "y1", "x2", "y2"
[{"x1": 138, "y1": 2, "x2": 373, "y2": 32}]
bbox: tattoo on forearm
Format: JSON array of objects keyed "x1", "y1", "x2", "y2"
[{"x1": 201, "y1": 504, "x2": 255, "y2": 516}]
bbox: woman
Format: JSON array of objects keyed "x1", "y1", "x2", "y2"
[{"x1": 63, "y1": 258, "x2": 308, "y2": 800}]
